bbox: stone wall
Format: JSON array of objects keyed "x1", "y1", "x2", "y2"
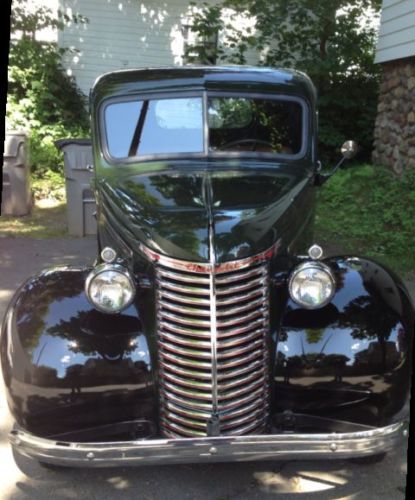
[{"x1": 372, "y1": 57, "x2": 415, "y2": 174}]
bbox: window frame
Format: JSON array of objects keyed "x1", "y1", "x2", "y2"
[{"x1": 99, "y1": 91, "x2": 309, "y2": 165}]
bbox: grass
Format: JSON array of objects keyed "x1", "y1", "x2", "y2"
[
  {"x1": 315, "y1": 163, "x2": 415, "y2": 278},
  {"x1": 0, "y1": 199, "x2": 68, "y2": 238}
]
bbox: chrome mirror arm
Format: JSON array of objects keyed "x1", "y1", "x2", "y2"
[{"x1": 315, "y1": 140, "x2": 357, "y2": 186}]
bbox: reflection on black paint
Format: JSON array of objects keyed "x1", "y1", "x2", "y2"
[
  {"x1": 1, "y1": 267, "x2": 156, "y2": 437},
  {"x1": 100, "y1": 163, "x2": 313, "y2": 262},
  {"x1": 274, "y1": 257, "x2": 412, "y2": 425}
]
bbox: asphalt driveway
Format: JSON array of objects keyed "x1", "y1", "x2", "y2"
[{"x1": 0, "y1": 236, "x2": 410, "y2": 499}]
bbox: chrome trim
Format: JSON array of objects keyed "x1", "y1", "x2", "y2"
[
  {"x1": 160, "y1": 351, "x2": 211, "y2": 369},
  {"x1": 163, "y1": 371, "x2": 212, "y2": 390},
  {"x1": 160, "y1": 310, "x2": 211, "y2": 327},
  {"x1": 158, "y1": 289, "x2": 211, "y2": 305},
  {"x1": 217, "y1": 329, "x2": 264, "y2": 348},
  {"x1": 208, "y1": 217, "x2": 219, "y2": 415},
  {"x1": 308, "y1": 243, "x2": 323, "y2": 260},
  {"x1": 288, "y1": 260, "x2": 335, "y2": 310},
  {"x1": 216, "y1": 288, "x2": 265, "y2": 306},
  {"x1": 157, "y1": 268, "x2": 210, "y2": 284},
  {"x1": 217, "y1": 370, "x2": 266, "y2": 390},
  {"x1": 218, "y1": 359, "x2": 263, "y2": 379},
  {"x1": 217, "y1": 349, "x2": 264, "y2": 369},
  {"x1": 217, "y1": 387, "x2": 265, "y2": 411},
  {"x1": 10, "y1": 421, "x2": 408, "y2": 467},
  {"x1": 160, "y1": 321, "x2": 211, "y2": 337},
  {"x1": 159, "y1": 331, "x2": 211, "y2": 349},
  {"x1": 216, "y1": 297, "x2": 266, "y2": 317},
  {"x1": 160, "y1": 361, "x2": 212, "y2": 380},
  {"x1": 84, "y1": 263, "x2": 135, "y2": 314},
  {"x1": 100, "y1": 246, "x2": 117, "y2": 263},
  {"x1": 215, "y1": 276, "x2": 267, "y2": 295},
  {"x1": 218, "y1": 377, "x2": 266, "y2": 400},
  {"x1": 159, "y1": 281, "x2": 210, "y2": 295},
  {"x1": 217, "y1": 319, "x2": 267, "y2": 338},
  {"x1": 216, "y1": 308, "x2": 267, "y2": 328},
  {"x1": 158, "y1": 300, "x2": 211, "y2": 316},
  {"x1": 215, "y1": 266, "x2": 267, "y2": 284},
  {"x1": 139, "y1": 242, "x2": 279, "y2": 274},
  {"x1": 160, "y1": 341, "x2": 212, "y2": 359},
  {"x1": 162, "y1": 381, "x2": 212, "y2": 400},
  {"x1": 162, "y1": 390, "x2": 213, "y2": 411},
  {"x1": 144, "y1": 242, "x2": 277, "y2": 438},
  {"x1": 217, "y1": 338, "x2": 264, "y2": 358}
]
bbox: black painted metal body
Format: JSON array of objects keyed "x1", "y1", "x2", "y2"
[{"x1": 1, "y1": 67, "x2": 412, "y2": 445}]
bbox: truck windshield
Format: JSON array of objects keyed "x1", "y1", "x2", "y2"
[{"x1": 103, "y1": 95, "x2": 304, "y2": 159}]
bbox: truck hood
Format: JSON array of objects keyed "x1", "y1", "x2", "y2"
[{"x1": 99, "y1": 164, "x2": 313, "y2": 263}]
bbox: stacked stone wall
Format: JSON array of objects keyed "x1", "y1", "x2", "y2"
[{"x1": 372, "y1": 57, "x2": 415, "y2": 174}]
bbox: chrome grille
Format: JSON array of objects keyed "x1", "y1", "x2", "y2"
[{"x1": 142, "y1": 245, "x2": 273, "y2": 438}]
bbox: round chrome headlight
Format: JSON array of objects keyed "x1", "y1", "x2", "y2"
[
  {"x1": 85, "y1": 264, "x2": 135, "y2": 313},
  {"x1": 288, "y1": 262, "x2": 335, "y2": 309}
]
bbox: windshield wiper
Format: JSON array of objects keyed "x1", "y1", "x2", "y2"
[{"x1": 128, "y1": 100, "x2": 149, "y2": 157}]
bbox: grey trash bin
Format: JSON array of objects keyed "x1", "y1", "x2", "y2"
[
  {"x1": 55, "y1": 139, "x2": 97, "y2": 237},
  {"x1": 1, "y1": 131, "x2": 32, "y2": 216}
]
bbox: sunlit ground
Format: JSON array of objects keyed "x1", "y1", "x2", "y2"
[
  {"x1": 0, "y1": 199, "x2": 67, "y2": 238},
  {"x1": 0, "y1": 444, "x2": 26, "y2": 497},
  {"x1": 254, "y1": 468, "x2": 348, "y2": 494}
]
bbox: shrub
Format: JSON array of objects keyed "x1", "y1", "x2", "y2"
[{"x1": 7, "y1": 1, "x2": 89, "y2": 190}]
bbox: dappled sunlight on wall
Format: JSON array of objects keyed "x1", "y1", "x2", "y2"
[
  {"x1": 58, "y1": 0, "x2": 259, "y2": 96},
  {"x1": 59, "y1": 0, "x2": 203, "y2": 95}
]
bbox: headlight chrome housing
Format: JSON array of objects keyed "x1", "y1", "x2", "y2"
[
  {"x1": 85, "y1": 263, "x2": 135, "y2": 313},
  {"x1": 288, "y1": 261, "x2": 335, "y2": 309}
]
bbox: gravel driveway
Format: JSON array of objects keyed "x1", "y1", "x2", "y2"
[{"x1": 0, "y1": 237, "x2": 410, "y2": 499}]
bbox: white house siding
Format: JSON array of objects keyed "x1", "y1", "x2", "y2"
[
  {"x1": 375, "y1": 0, "x2": 415, "y2": 63},
  {"x1": 12, "y1": 0, "x2": 59, "y2": 42},
  {"x1": 58, "y1": 0, "x2": 197, "y2": 96},
  {"x1": 372, "y1": 0, "x2": 415, "y2": 172},
  {"x1": 58, "y1": 0, "x2": 259, "y2": 96}
]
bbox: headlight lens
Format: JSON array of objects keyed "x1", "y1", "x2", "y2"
[
  {"x1": 288, "y1": 262, "x2": 335, "y2": 309},
  {"x1": 85, "y1": 264, "x2": 135, "y2": 313}
]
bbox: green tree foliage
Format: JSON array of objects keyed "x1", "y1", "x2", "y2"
[
  {"x1": 187, "y1": 0, "x2": 382, "y2": 162},
  {"x1": 7, "y1": 1, "x2": 89, "y2": 179}
]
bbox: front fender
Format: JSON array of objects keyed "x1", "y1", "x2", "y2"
[
  {"x1": 0, "y1": 266, "x2": 157, "y2": 439},
  {"x1": 274, "y1": 256, "x2": 413, "y2": 426}
]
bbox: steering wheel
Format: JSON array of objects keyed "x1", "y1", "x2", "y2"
[{"x1": 221, "y1": 138, "x2": 274, "y2": 151}]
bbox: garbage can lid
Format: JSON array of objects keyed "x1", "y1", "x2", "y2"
[
  {"x1": 4, "y1": 133, "x2": 27, "y2": 158},
  {"x1": 55, "y1": 138, "x2": 92, "y2": 150}
]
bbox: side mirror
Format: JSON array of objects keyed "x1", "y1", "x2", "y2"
[
  {"x1": 340, "y1": 140, "x2": 358, "y2": 160},
  {"x1": 315, "y1": 140, "x2": 358, "y2": 186}
]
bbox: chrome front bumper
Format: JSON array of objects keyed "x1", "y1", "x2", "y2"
[{"x1": 10, "y1": 421, "x2": 408, "y2": 467}]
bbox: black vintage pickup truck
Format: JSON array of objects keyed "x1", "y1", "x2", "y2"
[{"x1": 1, "y1": 66, "x2": 412, "y2": 468}]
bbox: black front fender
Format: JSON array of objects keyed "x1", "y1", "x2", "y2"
[
  {"x1": 273, "y1": 256, "x2": 413, "y2": 426},
  {"x1": 0, "y1": 266, "x2": 157, "y2": 438}
]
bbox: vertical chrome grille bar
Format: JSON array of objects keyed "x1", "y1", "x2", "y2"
[
  {"x1": 208, "y1": 223, "x2": 218, "y2": 414},
  {"x1": 140, "y1": 242, "x2": 276, "y2": 438}
]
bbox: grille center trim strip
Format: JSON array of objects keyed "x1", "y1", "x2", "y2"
[{"x1": 208, "y1": 223, "x2": 219, "y2": 414}]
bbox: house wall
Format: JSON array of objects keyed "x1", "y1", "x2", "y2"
[
  {"x1": 372, "y1": 0, "x2": 415, "y2": 172},
  {"x1": 58, "y1": 0, "x2": 258, "y2": 96},
  {"x1": 375, "y1": 0, "x2": 415, "y2": 64},
  {"x1": 372, "y1": 57, "x2": 415, "y2": 173}
]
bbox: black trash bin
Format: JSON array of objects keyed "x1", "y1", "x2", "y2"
[
  {"x1": 1, "y1": 131, "x2": 32, "y2": 216},
  {"x1": 55, "y1": 139, "x2": 97, "y2": 237}
]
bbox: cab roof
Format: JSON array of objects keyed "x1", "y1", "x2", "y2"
[{"x1": 90, "y1": 66, "x2": 317, "y2": 106}]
